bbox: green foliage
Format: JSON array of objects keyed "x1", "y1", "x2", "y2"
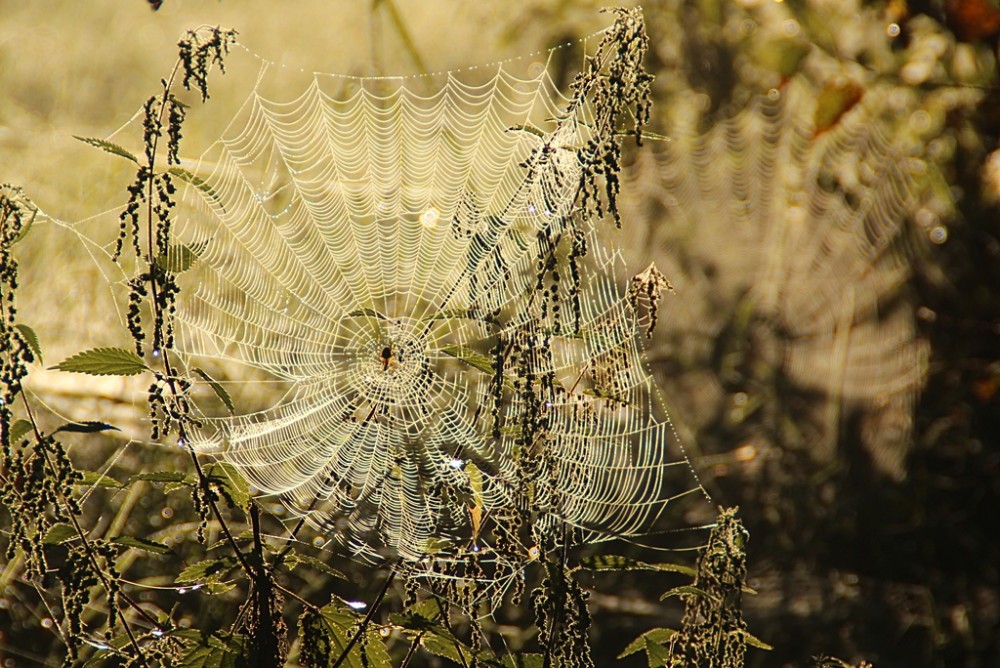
[
  {"x1": 154, "y1": 239, "x2": 208, "y2": 274},
  {"x1": 578, "y1": 554, "x2": 696, "y2": 577},
  {"x1": 74, "y1": 135, "x2": 141, "y2": 164},
  {"x1": 204, "y1": 461, "x2": 250, "y2": 512},
  {"x1": 52, "y1": 420, "x2": 120, "y2": 434},
  {"x1": 175, "y1": 632, "x2": 249, "y2": 668},
  {"x1": 192, "y1": 367, "x2": 235, "y2": 412},
  {"x1": 110, "y1": 534, "x2": 174, "y2": 555},
  {"x1": 15, "y1": 322, "x2": 41, "y2": 362},
  {"x1": 8, "y1": 417, "x2": 33, "y2": 444},
  {"x1": 299, "y1": 602, "x2": 390, "y2": 668},
  {"x1": 52, "y1": 346, "x2": 149, "y2": 375},
  {"x1": 618, "y1": 628, "x2": 677, "y2": 662},
  {"x1": 167, "y1": 167, "x2": 225, "y2": 212}
]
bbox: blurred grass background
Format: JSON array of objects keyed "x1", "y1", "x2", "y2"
[{"x1": 2, "y1": 1, "x2": 1000, "y2": 666}]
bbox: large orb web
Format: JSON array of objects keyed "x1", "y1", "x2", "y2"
[
  {"x1": 619, "y1": 78, "x2": 934, "y2": 482},
  {"x1": 167, "y1": 17, "x2": 706, "y2": 565}
]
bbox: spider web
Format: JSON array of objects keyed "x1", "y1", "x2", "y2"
[
  {"x1": 619, "y1": 78, "x2": 935, "y2": 480},
  {"x1": 160, "y1": 13, "x2": 704, "y2": 564}
]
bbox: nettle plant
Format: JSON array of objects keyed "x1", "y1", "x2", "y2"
[{"x1": 1, "y1": 14, "x2": 767, "y2": 668}]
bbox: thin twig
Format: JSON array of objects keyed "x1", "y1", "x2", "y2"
[{"x1": 331, "y1": 563, "x2": 399, "y2": 668}]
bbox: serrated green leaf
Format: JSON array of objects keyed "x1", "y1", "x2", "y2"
[
  {"x1": 205, "y1": 461, "x2": 249, "y2": 512},
  {"x1": 422, "y1": 536, "x2": 453, "y2": 555},
  {"x1": 53, "y1": 421, "x2": 120, "y2": 435},
  {"x1": 501, "y1": 653, "x2": 545, "y2": 668},
  {"x1": 360, "y1": 629, "x2": 392, "y2": 668},
  {"x1": 176, "y1": 557, "x2": 237, "y2": 584},
  {"x1": 192, "y1": 368, "x2": 234, "y2": 412},
  {"x1": 303, "y1": 605, "x2": 365, "y2": 668},
  {"x1": 420, "y1": 633, "x2": 473, "y2": 665},
  {"x1": 405, "y1": 597, "x2": 442, "y2": 622},
  {"x1": 421, "y1": 632, "x2": 472, "y2": 665},
  {"x1": 155, "y1": 240, "x2": 208, "y2": 274},
  {"x1": 643, "y1": 636, "x2": 671, "y2": 667},
  {"x1": 130, "y1": 471, "x2": 188, "y2": 484},
  {"x1": 320, "y1": 600, "x2": 364, "y2": 627},
  {"x1": 282, "y1": 550, "x2": 347, "y2": 580},
  {"x1": 168, "y1": 167, "x2": 225, "y2": 212},
  {"x1": 14, "y1": 324, "x2": 41, "y2": 363},
  {"x1": 177, "y1": 632, "x2": 247, "y2": 668},
  {"x1": 508, "y1": 124, "x2": 545, "y2": 138},
  {"x1": 440, "y1": 345, "x2": 494, "y2": 375},
  {"x1": 8, "y1": 204, "x2": 36, "y2": 247},
  {"x1": 9, "y1": 419, "x2": 33, "y2": 444},
  {"x1": 618, "y1": 628, "x2": 676, "y2": 659},
  {"x1": 346, "y1": 308, "x2": 387, "y2": 320},
  {"x1": 51, "y1": 347, "x2": 148, "y2": 376},
  {"x1": 165, "y1": 480, "x2": 194, "y2": 493},
  {"x1": 111, "y1": 535, "x2": 172, "y2": 555},
  {"x1": 204, "y1": 581, "x2": 236, "y2": 595},
  {"x1": 43, "y1": 523, "x2": 78, "y2": 545},
  {"x1": 742, "y1": 629, "x2": 774, "y2": 651},
  {"x1": 659, "y1": 584, "x2": 713, "y2": 601},
  {"x1": 76, "y1": 469, "x2": 125, "y2": 489},
  {"x1": 578, "y1": 554, "x2": 696, "y2": 577},
  {"x1": 74, "y1": 135, "x2": 139, "y2": 164}
]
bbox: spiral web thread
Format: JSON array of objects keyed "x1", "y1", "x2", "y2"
[
  {"x1": 620, "y1": 79, "x2": 933, "y2": 479},
  {"x1": 165, "y1": 11, "x2": 704, "y2": 567}
]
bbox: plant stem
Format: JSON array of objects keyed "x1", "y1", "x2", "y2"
[{"x1": 331, "y1": 562, "x2": 399, "y2": 668}]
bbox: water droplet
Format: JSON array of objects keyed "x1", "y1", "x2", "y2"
[
  {"x1": 41, "y1": 618, "x2": 53, "y2": 629},
  {"x1": 419, "y1": 207, "x2": 440, "y2": 228},
  {"x1": 449, "y1": 458, "x2": 464, "y2": 469},
  {"x1": 347, "y1": 600, "x2": 367, "y2": 610},
  {"x1": 886, "y1": 22, "x2": 901, "y2": 37},
  {"x1": 177, "y1": 437, "x2": 186, "y2": 448},
  {"x1": 909, "y1": 110, "x2": 932, "y2": 133},
  {"x1": 929, "y1": 226, "x2": 948, "y2": 244},
  {"x1": 152, "y1": 349, "x2": 161, "y2": 359}
]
